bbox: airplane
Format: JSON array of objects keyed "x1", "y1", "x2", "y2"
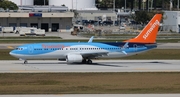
[{"x1": 9, "y1": 14, "x2": 162, "y2": 64}]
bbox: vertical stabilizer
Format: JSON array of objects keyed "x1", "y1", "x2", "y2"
[{"x1": 125, "y1": 14, "x2": 162, "y2": 43}]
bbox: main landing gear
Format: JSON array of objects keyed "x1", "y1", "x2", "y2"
[
  {"x1": 82, "y1": 59, "x2": 93, "y2": 64},
  {"x1": 24, "y1": 60, "x2": 28, "y2": 64}
]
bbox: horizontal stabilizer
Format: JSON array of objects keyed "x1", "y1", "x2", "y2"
[{"x1": 122, "y1": 51, "x2": 127, "y2": 55}]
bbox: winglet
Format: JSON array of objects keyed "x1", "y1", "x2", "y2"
[
  {"x1": 122, "y1": 42, "x2": 129, "y2": 49},
  {"x1": 124, "y1": 14, "x2": 162, "y2": 43},
  {"x1": 88, "y1": 36, "x2": 94, "y2": 43},
  {"x1": 121, "y1": 42, "x2": 129, "y2": 55}
]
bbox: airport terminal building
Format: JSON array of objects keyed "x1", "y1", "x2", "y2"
[{"x1": 0, "y1": 6, "x2": 74, "y2": 32}]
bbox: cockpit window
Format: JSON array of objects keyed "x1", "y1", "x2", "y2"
[{"x1": 15, "y1": 48, "x2": 23, "y2": 50}]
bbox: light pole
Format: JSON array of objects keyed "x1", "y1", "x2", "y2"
[
  {"x1": 76, "y1": 0, "x2": 77, "y2": 10},
  {"x1": 135, "y1": 0, "x2": 137, "y2": 9},
  {"x1": 20, "y1": 0, "x2": 22, "y2": 5},
  {"x1": 143, "y1": 1, "x2": 144, "y2": 10},
  {"x1": 72, "y1": 0, "x2": 73, "y2": 10},
  {"x1": 143, "y1": 0, "x2": 146, "y2": 10},
  {"x1": 170, "y1": 0, "x2": 173, "y2": 11},
  {"x1": 151, "y1": 0, "x2": 153, "y2": 11},
  {"x1": 148, "y1": 0, "x2": 149, "y2": 12},
  {"x1": 44, "y1": 0, "x2": 45, "y2": 5},
  {"x1": 125, "y1": 0, "x2": 126, "y2": 12},
  {"x1": 178, "y1": 0, "x2": 179, "y2": 10},
  {"x1": 113, "y1": 0, "x2": 115, "y2": 11}
]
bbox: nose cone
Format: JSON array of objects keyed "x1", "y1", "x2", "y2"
[
  {"x1": 9, "y1": 50, "x2": 23, "y2": 59},
  {"x1": 9, "y1": 50, "x2": 16, "y2": 57},
  {"x1": 9, "y1": 51, "x2": 13, "y2": 56}
]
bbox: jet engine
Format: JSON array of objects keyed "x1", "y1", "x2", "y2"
[{"x1": 66, "y1": 54, "x2": 83, "y2": 63}]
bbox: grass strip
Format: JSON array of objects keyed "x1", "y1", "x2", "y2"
[
  {"x1": 1, "y1": 49, "x2": 180, "y2": 60},
  {"x1": 120, "y1": 49, "x2": 180, "y2": 59},
  {"x1": 0, "y1": 36, "x2": 61, "y2": 39},
  {"x1": 0, "y1": 73, "x2": 180, "y2": 94}
]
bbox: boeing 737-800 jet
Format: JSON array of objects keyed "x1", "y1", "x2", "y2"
[{"x1": 10, "y1": 14, "x2": 162, "y2": 64}]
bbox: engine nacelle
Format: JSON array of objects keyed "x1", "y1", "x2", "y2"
[{"x1": 66, "y1": 54, "x2": 83, "y2": 63}]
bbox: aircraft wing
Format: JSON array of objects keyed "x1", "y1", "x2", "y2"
[{"x1": 80, "y1": 52, "x2": 109, "y2": 58}]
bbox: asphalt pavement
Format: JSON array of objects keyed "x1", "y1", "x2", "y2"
[{"x1": 0, "y1": 60, "x2": 180, "y2": 73}]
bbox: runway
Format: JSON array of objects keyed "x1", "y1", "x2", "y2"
[{"x1": 0, "y1": 60, "x2": 180, "y2": 73}]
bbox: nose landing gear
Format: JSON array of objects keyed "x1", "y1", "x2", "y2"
[
  {"x1": 19, "y1": 58, "x2": 28, "y2": 64},
  {"x1": 24, "y1": 60, "x2": 28, "y2": 64}
]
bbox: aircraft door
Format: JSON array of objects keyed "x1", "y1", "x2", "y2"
[
  {"x1": 78, "y1": 47, "x2": 81, "y2": 52},
  {"x1": 133, "y1": 44, "x2": 137, "y2": 51},
  {"x1": 28, "y1": 46, "x2": 34, "y2": 54}
]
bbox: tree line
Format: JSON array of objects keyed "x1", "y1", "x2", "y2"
[
  {"x1": 0, "y1": 0, "x2": 167, "y2": 24},
  {"x1": 96, "y1": 0, "x2": 179, "y2": 10},
  {"x1": 0, "y1": 0, "x2": 48, "y2": 10},
  {"x1": 1, "y1": 0, "x2": 179, "y2": 10},
  {"x1": 0, "y1": 0, "x2": 18, "y2": 10}
]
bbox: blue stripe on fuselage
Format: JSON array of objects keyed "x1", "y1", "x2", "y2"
[{"x1": 11, "y1": 42, "x2": 157, "y2": 55}]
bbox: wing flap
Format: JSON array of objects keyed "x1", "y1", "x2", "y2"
[{"x1": 80, "y1": 52, "x2": 109, "y2": 58}]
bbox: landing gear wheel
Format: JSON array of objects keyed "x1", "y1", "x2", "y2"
[
  {"x1": 87, "y1": 59, "x2": 92, "y2": 64},
  {"x1": 82, "y1": 59, "x2": 86, "y2": 64},
  {"x1": 24, "y1": 60, "x2": 28, "y2": 64}
]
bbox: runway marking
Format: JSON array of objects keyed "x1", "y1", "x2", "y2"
[
  {"x1": 135, "y1": 68, "x2": 148, "y2": 70},
  {"x1": 10, "y1": 69, "x2": 49, "y2": 73},
  {"x1": 134, "y1": 68, "x2": 180, "y2": 72},
  {"x1": 7, "y1": 46, "x2": 14, "y2": 49}
]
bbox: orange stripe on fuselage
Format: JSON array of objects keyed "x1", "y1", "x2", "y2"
[{"x1": 124, "y1": 14, "x2": 162, "y2": 43}]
